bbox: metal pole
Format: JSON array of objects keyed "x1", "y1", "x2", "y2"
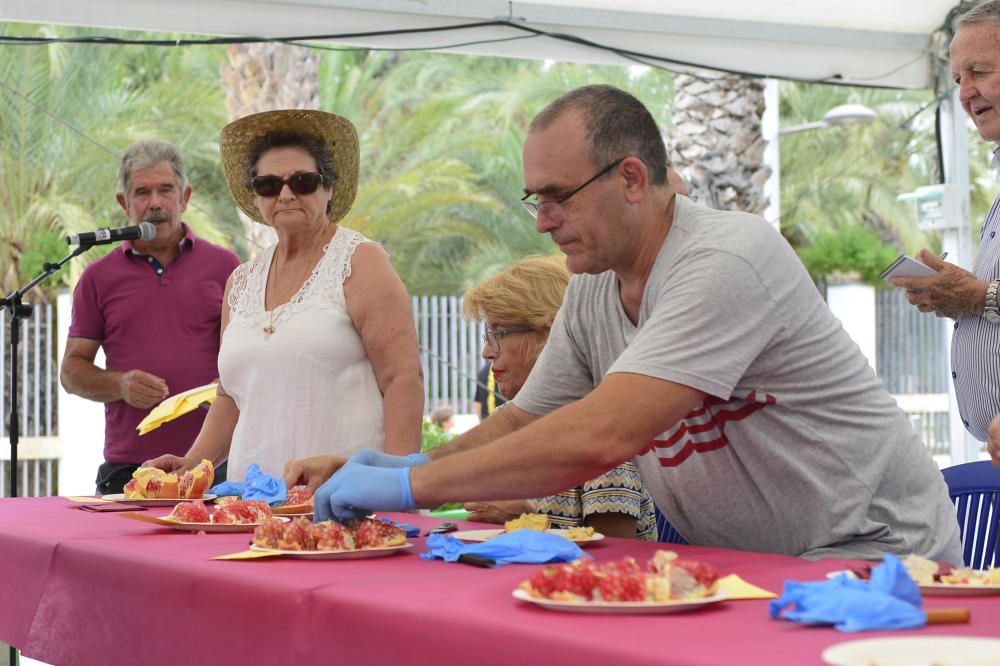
[{"x1": 938, "y1": 86, "x2": 981, "y2": 464}]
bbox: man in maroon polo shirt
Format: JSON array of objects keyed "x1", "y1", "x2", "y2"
[{"x1": 60, "y1": 140, "x2": 241, "y2": 494}]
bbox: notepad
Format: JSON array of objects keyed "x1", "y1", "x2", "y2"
[{"x1": 880, "y1": 254, "x2": 939, "y2": 281}]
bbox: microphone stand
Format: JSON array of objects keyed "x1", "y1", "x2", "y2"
[
  {"x1": 2, "y1": 245, "x2": 88, "y2": 499},
  {"x1": 1, "y1": 244, "x2": 88, "y2": 666}
]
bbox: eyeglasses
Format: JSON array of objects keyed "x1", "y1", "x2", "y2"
[
  {"x1": 521, "y1": 157, "x2": 625, "y2": 219},
  {"x1": 483, "y1": 326, "x2": 534, "y2": 353},
  {"x1": 249, "y1": 172, "x2": 325, "y2": 198}
]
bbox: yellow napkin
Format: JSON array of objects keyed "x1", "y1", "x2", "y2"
[
  {"x1": 64, "y1": 496, "x2": 111, "y2": 503},
  {"x1": 212, "y1": 549, "x2": 282, "y2": 560},
  {"x1": 137, "y1": 383, "x2": 218, "y2": 435},
  {"x1": 716, "y1": 574, "x2": 776, "y2": 600}
]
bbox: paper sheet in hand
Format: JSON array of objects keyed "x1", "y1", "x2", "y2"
[
  {"x1": 137, "y1": 382, "x2": 218, "y2": 434},
  {"x1": 880, "y1": 254, "x2": 937, "y2": 281}
]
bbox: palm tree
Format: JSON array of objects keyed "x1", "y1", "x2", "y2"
[
  {"x1": 316, "y1": 51, "x2": 676, "y2": 293},
  {"x1": 0, "y1": 24, "x2": 239, "y2": 299},
  {"x1": 779, "y1": 83, "x2": 940, "y2": 258},
  {"x1": 219, "y1": 42, "x2": 324, "y2": 259},
  {"x1": 670, "y1": 73, "x2": 770, "y2": 215}
]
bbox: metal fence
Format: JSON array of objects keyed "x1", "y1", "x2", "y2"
[
  {"x1": 876, "y1": 287, "x2": 951, "y2": 457},
  {"x1": 0, "y1": 291, "x2": 965, "y2": 498},
  {"x1": 413, "y1": 295, "x2": 485, "y2": 416},
  {"x1": 0, "y1": 303, "x2": 60, "y2": 497}
]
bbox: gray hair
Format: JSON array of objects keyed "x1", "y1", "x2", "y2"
[
  {"x1": 117, "y1": 140, "x2": 188, "y2": 198},
  {"x1": 529, "y1": 84, "x2": 669, "y2": 187},
  {"x1": 955, "y1": 1, "x2": 1000, "y2": 30}
]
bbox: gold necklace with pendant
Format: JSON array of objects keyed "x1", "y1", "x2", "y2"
[{"x1": 262, "y1": 237, "x2": 328, "y2": 337}]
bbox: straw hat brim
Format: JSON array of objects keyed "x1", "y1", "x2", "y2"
[{"x1": 219, "y1": 109, "x2": 359, "y2": 226}]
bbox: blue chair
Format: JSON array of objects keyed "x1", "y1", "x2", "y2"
[
  {"x1": 654, "y1": 506, "x2": 688, "y2": 545},
  {"x1": 941, "y1": 460, "x2": 1000, "y2": 569}
]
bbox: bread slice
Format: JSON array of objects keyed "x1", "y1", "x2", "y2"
[{"x1": 504, "y1": 513, "x2": 550, "y2": 533}]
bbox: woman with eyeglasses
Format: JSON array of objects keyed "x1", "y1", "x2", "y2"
[
  {"x1": 145, "y1": 110, "x2": 423, "y2": 484},
  {"x1": 461, "y1": 255, "x2": 656, "y2": 540}
]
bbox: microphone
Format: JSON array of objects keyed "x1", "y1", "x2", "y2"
[{"x1": 67, "y1": 222, "x2": 156, "y2": 247}]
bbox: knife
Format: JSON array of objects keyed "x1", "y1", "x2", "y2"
[{"x1": 457, "y1": 554, "x2": 496, "y2": 568}]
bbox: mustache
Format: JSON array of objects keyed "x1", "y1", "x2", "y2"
[{"x1": 143, "y1": 210, "x2": 169, "y2": 224}]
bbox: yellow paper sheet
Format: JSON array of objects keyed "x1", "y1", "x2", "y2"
[
  {"x1": 716, "y1": 574, "x2": 776, "y2": 600},
  {"x1": 212, "y1": 549, "x2": 282, "y2": 560},
  {"x1": 137, "y1": 382, "x2": 218, "y2": 435}
]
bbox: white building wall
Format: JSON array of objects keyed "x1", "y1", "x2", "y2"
[
  {"x1": 826, "y1": 282, "x2": 877, "y2": 371},
  {"x1": 56, "y1": 291, "x2": 106, "y2": 496}
]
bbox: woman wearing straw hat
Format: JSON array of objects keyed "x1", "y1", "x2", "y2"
[{"x1": 145, "y1": 109, "x2": 423, "y2": 482}]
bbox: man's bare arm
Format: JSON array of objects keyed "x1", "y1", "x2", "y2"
[
  {"x1": 61, "y1": 337, "x2": 168, "y2": 408},
  {"x1": 411, "y1": 373, "x2": 705, "y2": 505}
]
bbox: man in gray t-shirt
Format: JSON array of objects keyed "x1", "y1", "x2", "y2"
[
  {"x1": 314, "y1": 84, "x2": 962, "y2": 564},
  {"x1": 518, "y1": 194, "x2": 959, "y2": 561}
]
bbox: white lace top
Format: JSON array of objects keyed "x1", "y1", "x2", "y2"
[{"x1": 220, "y1": 227, "x2": 386, "y2": 482}]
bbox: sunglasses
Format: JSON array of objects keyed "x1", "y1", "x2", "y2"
[{"x1": 249, "y1": 172, "x2": 325, "y2": 198}]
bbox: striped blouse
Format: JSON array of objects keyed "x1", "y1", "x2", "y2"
[
  {"x1": 532, "y1": 460, "x2": 657, "y2": 541},
  {"x1": 952, "y1": 156, "x2": 1000, "y2": 441}
]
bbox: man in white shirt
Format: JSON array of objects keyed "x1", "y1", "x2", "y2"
[{"x1": 891, "y1": 1, "x2": 1000, "y2": 467}]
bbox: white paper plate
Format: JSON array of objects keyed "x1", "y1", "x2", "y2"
[
  {"x1": 511, "y1": 588, "x2": 727, "y2": 615},
  {"x1": 249, "y1": 542, "x2": 413, "y2": 560},
  {"x1": 452, "y1": 528, "x2": 605, "y2": 545},
  {"x1": 102, "y1": 493, "x2": 217, "y2": 507},
  {"x1": 822, "y1": 636, "x2": 1000, "y2": 666},
  {"x1": 826, "y1": 570, "x2": 1000, "y2": 596},
  {"x1": 918, "y1": 581, "x2": 1000, "y2": 596}
]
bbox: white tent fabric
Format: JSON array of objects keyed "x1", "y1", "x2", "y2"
[{"x1": 1, "y1": 0, "x2": 962, "y2": 90}]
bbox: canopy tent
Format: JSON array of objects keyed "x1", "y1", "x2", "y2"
[
  {"x1": 0, "y1": 0, "x2": 984, "y2": 464},
  {"x1": 1, "y1": 0, "x2": 962, "y2": 90}
]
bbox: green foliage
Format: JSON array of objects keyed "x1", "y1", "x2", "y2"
[
  {"x1": 18, "y1": 228, "x2": 70, "y2": 285},
  {"x1": 797, "y1": 224, "x2": 900, "y2": 285},
  {"x1": 420, "y1": 419, "x2": 452, "y2": 454},
  {"x1": 779, "y1": 82, "x2": 933, "y2": 255},
  {"x1": 778, "y1": 81, "x2": 1000, "y2": 271},
  {"x1": 318, "y1": 49, "x2": 675, "y2": 293},
  {"x1": 5, "y1": 22, "x2": 992, "y2": 302},
  {"x1": 0, "y1": 23, "x2": 242, "y2": 301},
  {"x1": 420, "y1": 420, "x2": 462, "y2": 512}
]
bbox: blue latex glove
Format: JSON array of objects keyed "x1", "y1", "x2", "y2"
[
  {"x1": 208, "y1": 481, "x2": 245, "y2": 497},
  {"x1": 348, "y1": 449, "x2": 431, "y2": 468},
  {"x1": 770, "y1": 554, "x2": 926, "y2": 632},
  {"x1": 314, "y1": 462, "x2": 415, "y2": 523},
  {"x1": 243, "y1": 463, "x2": 287, "y2": 505},
  {"x1": 421, "y1": 531, "x2": 590, "y2": 566}
]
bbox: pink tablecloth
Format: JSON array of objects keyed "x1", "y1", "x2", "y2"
[{"x1": 1, "y1": 496, "x2": 998, "y2": 666}]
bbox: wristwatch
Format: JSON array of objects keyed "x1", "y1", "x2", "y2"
[{"x1": 986, "y1": 280, "x2": 1000, "y2": 324}]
